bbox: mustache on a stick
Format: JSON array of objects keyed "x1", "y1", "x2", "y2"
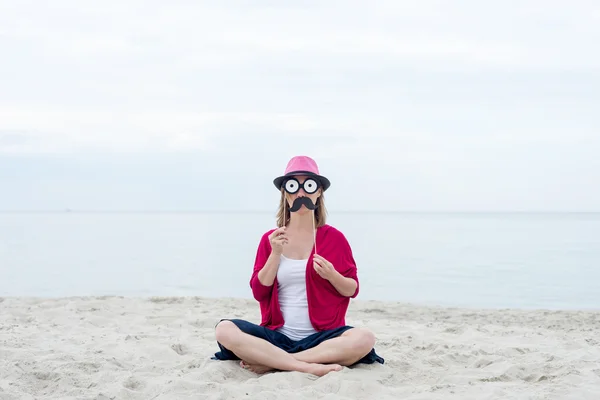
[
  {"x1": 289, "y1": 196, "x2": 315, "y2": 212},
  {"x1": 286, "y1": 196, "x2": 318, "y2": 253}
]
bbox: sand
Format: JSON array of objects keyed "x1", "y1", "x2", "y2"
[{"x1": 1, "y1": 296, "x2": 599, "y2": 399}]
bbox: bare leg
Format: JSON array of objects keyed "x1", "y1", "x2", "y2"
[
  {"x1": 241, "y1": 329, "x2": 375, "y2": 373},
  {"x1": 243, "y1": 328, "x2": 375, "y2": 370},
  {"x1": 292, "y1": 328, "x2": 376, "y2": 366},
  {"x1": 215, "y1": 321, "x2": 342, "y2": 377}
]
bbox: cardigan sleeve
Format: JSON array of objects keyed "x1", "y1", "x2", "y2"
[
  {"x1": 249, "y1": 230, "x2": 275, "y2": 302},
  {"x1": 334, "y1": 230, "x2": 360, "y2": 298}
]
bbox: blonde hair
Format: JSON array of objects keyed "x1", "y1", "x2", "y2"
[{"x1": 276, "y1": 188, "x2": 327, "y2": 228}]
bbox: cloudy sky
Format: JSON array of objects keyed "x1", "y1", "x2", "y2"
[{"x1": 1, "y1": 0, "x2": 598, "y2": 212}]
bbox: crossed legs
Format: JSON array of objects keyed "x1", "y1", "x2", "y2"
[{"x1": 215, "y1": 320, "x2": 376, "y2": 376}]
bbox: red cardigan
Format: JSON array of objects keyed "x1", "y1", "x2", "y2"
[{"x1": 249, "y1": 224, "x2": 360, "y2": 331}]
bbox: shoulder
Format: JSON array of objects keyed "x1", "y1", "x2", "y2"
[
  {"x1": 318, "y1": 224, "x2": 350, "y2": 244},
  {"x1": 263, "y1": 228, "x2": 278, "y2": 236},
  {"x1": 319, "y1": 225, "x2": 356, "y2": 268},
  {"x1": 259, "y1": 228, "x2": 277, "y2": 244}
]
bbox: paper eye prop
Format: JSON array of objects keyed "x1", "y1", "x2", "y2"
[{"x1": 284, "y1": 178, "x2": 320, "y2": 194}]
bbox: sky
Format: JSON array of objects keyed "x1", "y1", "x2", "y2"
[{"x1": 1, "y1": 0, "x2": 599, "y2": 212}]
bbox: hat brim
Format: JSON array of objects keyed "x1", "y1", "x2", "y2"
[{"x1": 273, "y1": 170, "x2": 331, "y2": 191}]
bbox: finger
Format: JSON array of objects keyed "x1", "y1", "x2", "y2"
[
  {"x1": 269, "y1": 227, "x2": 286, "y2": 239},
  {"x1": 314, "y1": 254, "x2": 329, "y2": 264},
  {"x1": 316, "y1": 256, "x2": 331, "y2": 268}
]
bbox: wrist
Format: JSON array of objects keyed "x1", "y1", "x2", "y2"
[{"x1": 329, "y1": 269, "x2": 342, "y2": 283}]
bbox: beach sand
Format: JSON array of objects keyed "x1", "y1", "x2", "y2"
[{"x1": 1, "y1": 296, "x2": 599, "y2": 399}]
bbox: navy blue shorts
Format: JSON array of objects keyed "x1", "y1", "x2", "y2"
[{"x1": 212, "y1": 319, "x2": 384, "y2": 365}]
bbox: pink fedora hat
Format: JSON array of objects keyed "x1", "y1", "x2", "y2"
[{"x1": 273, "y1": 155, "x2": 331, "y2": 191}]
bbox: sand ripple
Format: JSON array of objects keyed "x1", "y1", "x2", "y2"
[{"x1": 1, "y1": 297, "x2": 599, "y2": 399}]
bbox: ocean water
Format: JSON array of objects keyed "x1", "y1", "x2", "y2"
[{"x1": 1, "y1": 211, "x2": 599, "y2": 311}]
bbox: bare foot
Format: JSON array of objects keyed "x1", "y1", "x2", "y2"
[
  {"x1": 240, "y1": 360, "x2": 275, "y2": 374},
  {"x1": 239, "y1": 360, "x2": 342, "y2": 377},
  {"x1": 306, "y1": 363, "x2": 343, "y2": 377}
]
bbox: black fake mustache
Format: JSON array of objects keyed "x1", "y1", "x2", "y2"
[{"x1": 289, "y1": 196, "x2": 315, "y2": 212}]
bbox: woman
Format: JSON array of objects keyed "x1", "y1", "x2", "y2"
[{"x1": 212, "y1": 155, "x2": 384, "y2": 377}]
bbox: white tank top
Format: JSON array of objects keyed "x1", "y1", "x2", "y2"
[{"x1": 276, "y1": 255, "x2": 317, "y2": 341}]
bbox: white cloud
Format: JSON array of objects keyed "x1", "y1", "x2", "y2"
[
  {"x1": 0, "y1": 107, "x2": 358, "y2": 153},
  {"x1": 0, "y1": 0, "x2": 599, "y2": 211},
  {"x1": 0, "y1": 108, "x2": 213, "y2": 153},
  {"x1": 3, "y1": 1, "x2": 599, "y2": 69}
]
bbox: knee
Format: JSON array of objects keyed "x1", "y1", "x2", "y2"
[
  {"x1": 353, "y1": 328, "x2": 376, "y2": 353},
  {"x1": 215, "y1": 320, "x2": 240, "y2": 346}
]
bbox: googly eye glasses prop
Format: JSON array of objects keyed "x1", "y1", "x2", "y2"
[
  {"x1": 282, "y1": 177, "x2": 321, "y2": 253},
  {"x1": 283, "y1": 178, "x2": 321, "y2": 195}
]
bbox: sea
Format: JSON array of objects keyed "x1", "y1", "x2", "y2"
[{"x1": 1, "y1": 211, "x2": 599, "y2": 311}]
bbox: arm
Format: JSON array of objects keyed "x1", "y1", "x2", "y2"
[
  {"x1": 249, "y1": 229, "x2": 280, "y2": 302},
  {"x1": 313, "y1": 231, "x2": 360, "y2": 298},
  {"x1": 336, "y1": 230, "x2": 360, "y2": 298},
  {"x1": 328, "y1": 272, "x2": 358, "y2": 297},
  {"x1": 257, "y1": 251, "x2": 281, "y2": 286}
]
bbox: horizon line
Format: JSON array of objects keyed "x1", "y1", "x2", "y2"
[{"x1": 0, "y1": 209, "x2": 599, "y2": 214}]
